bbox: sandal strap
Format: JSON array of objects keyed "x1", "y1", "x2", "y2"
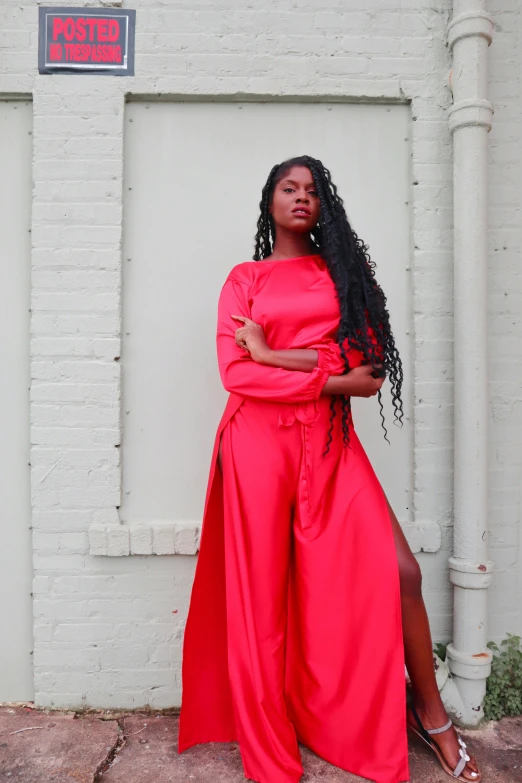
[
  {"x1": 453, "y1": 754, "x2": 468, "y2": 777},
  {"x1": 407, "y1": 695, "x2": 473, "y2": 780},
  {"x1": 408, "y1": 701, "x2": 433, "y2": 745},
  {"x1": 427, "y1": 718, "x2": 453, "y2": 735}
]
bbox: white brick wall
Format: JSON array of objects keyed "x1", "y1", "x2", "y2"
[
  {"x1": 1, "y1": 0, "x2": 519, "y2": 709},
  {"x1": 487, "y1": 0, "x2": 522, "y2": 641}
]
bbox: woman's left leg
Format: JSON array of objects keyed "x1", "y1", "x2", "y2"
[{"x1": 386, "y1": 498, "x2": 480, "y2": 781}]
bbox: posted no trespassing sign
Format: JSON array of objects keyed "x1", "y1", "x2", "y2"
[{"x1": 38, "y1": 7, "x2": 136, "y2": 75}]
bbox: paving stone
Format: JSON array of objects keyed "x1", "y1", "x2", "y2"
[
  {"x1": 101, "y1": 714, "x2": 522, "y2": 783},
  {"x1": 1, "y1": 707, "x2": 521, "y2": 783},
  {"x1": 0, "y1": 705, "x2": 119, "y2": 783}
]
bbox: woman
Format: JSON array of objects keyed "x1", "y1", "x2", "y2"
[{"x1": 178, "y1": 155, "x2": 480, "y2": 783}]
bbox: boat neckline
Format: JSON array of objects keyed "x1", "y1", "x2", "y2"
[{"x1": 255, "y1": 253, "x2": 323, "y2": 263}]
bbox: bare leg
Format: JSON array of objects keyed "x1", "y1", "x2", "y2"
[{"x1": 386, "y1": 499, "x2": 480, "y2": 781}]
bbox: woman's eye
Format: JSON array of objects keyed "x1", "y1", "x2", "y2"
[{"x1": 282, "y1": 187, "x2": 317, "y2": 195}]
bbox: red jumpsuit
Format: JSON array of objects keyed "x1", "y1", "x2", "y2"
[{"x1": 178, "y1": 254, "x2": 409, "y2": 783}]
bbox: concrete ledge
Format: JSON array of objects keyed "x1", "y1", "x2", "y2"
[
  {"x1": 88, "y1": 521, "x2": 200, "y2": 556},
  {"x1": 89, "y1": 519, "x2": 440, "y2": 556},
  {"x1": 402, "y1": 520, "x2": 442, "y2": 553}
]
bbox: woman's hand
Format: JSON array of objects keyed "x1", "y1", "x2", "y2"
[
  {"x1": 232, "y1": 316, "x2": 272, "y2": 364},
  {"x1": 322, "y1": 365, "x2": 385, "y2": 398}
]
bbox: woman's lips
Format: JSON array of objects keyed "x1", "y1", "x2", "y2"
[{"x1": 292, "y1": 209, "x2": 311, "y2": 217}]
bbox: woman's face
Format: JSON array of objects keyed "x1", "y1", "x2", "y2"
[{"x1": 269, "y1": 165, "x2": 321, "y2": 235}]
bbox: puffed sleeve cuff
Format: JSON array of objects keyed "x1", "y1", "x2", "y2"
[
  {"x1": 312, "y1": 342, "x2": 351, "y2": 376},
  {"x1": 310, "y1": 365, "x2": 330, "y2": 398},
  {"x1": 315, "y1": 344, "x2": 343, "y2": 375}
]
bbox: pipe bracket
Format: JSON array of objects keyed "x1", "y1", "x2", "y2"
[
  {"x1": 449, "y1": 99, "x2": 494, "y2": 133},
  {"x1": 446, "y1": 643, "x2": 493, "y2": 681},
  {"x1": 448, "y1": 557, "x2": 494, "y2": 589},
  {"x1": 448, "y1": 11, "x2": 494, "y2": 50}
]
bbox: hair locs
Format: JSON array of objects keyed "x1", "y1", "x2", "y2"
[{"x1": 253, "y1": 154, "x2": 404, "y2": 448}]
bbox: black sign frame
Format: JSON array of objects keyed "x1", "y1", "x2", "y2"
[{"x1": 38, "y1": 6, "x2": 136, "y2": 76}]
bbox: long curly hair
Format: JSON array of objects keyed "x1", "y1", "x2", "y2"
[{"x1": 253, "y1": 154, "x2": 403, "y2": 448}]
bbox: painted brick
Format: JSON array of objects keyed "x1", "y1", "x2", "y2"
[{"x1": 0, "y1": 0, "x2": 517, "y2": 708}]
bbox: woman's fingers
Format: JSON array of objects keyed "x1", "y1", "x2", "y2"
[
  {"x1": 231, "y1": 314, "x2": 253, "y2": 324},
  {"x1": 339, "y1": 364, "x2": 386, "y2": 398},
  {"x1": 234, "y1": 320, "x2": 257, "y2": 348},
  {"x1": 234, "y1": 327, "x2": 249, "y2": 351},
  {"x1": 232, "y1": 318, "x2": 269, "y2": 362}
]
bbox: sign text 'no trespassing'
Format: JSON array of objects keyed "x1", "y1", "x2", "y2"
[{"x1": 38, "y1": 7, "x2": 136, "y2": 76}]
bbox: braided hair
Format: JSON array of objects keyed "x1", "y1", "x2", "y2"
[{"x1": 253, "y1": 154, "x2": 403, "y2": 448}]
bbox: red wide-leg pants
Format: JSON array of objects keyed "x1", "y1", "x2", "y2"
[{"x1": 179, "y1": 397, "x2": 409, "y2": 783}]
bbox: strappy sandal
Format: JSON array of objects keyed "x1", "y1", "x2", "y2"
[{"x1": 407, "y1": 699, "x2": 481, "y2": 781}]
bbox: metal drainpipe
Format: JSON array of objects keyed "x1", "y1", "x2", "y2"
[{"x1": 446, "y1": 1, "x2": 495, "y2": 726}]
